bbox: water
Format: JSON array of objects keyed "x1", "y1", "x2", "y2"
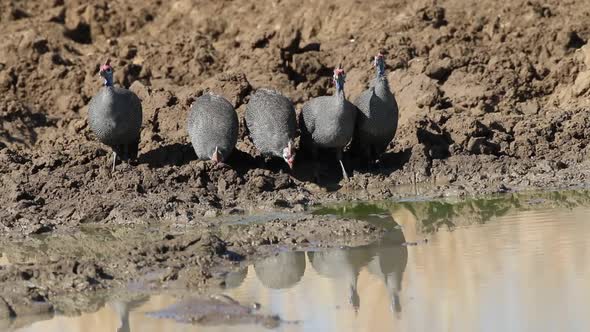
[{"x1": 7, "y1": 190, "x2": 590, "y2": 332}]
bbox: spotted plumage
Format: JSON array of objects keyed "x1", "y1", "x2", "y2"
[
  {"x1": 300, "y1": 67, "x2": 356, "y2": 181},
  {"x1": 245, "y1": 88, "x2": 297, "y2": 168},
  {"x1": 187, "y1": 93, "x2": 238, "y2": 163},
  {"x1": 88, "y1": 59, "x2": 142, "y2": 171},
  {"x1": 352, "y1": 53, "x2": 399, "y2": 165}
]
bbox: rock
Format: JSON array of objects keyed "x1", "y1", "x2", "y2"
[
  {"x1": 250, "y1": 176, "x2": 274, "y2": 193},
  {"x1": 200, "y1": 72, "x2": 252, "y2": 108},
  {"x1": 0, "y1": 68, "x2": 16, "y2": 92},
  {"x1": 389, "y1": 69, "x2": 441, "y2": 126},
  {"x1": 417, "y1": 4, "x2": 447, "y2": 28},
  {"x1": 273, "y1": 174, "x2": 292, "y2": 190},
  {"x1": 292, "y1": 52, "x2": 326, "y2": 83},
  {"x1": 129, "y1": 80, "x2": 151, "y2": 101},
  {"x1": 572, "y1": 71, "x2": 590, "y2": 97},
  {"x1": 467, "y1": 137, "x2": 500, "y2": 155},
  {"x1": 204, "y1": 209, "x2": 218, "y2": 218},
  {"x1": 273, "y1": 199, "x2": 290, "y2": 208},
  {"x1": 519, "y1": 100, "x2": 539, "y2": 115},
  {"x1": 425, "y1": 58, "x2": 453, "y2": 81},
  {"x1": 581, "y1": 44, "x2": 590, "y2": 68}
]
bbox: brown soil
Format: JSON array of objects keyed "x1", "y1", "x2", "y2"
[
  {"x1": 1, "y1": 0, "x2": 590, "y2": 324},
  {"x1": 1, "y1": 0, "x2": 590, "y2": 232}
]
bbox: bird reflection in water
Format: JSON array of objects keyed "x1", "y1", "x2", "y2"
[
  {"x1": 307, "y1": 246, "x2": 373, "y2": 314},
  {"x1": 254, "y1": 251, "x2": 306, "y2": 289},
  {"x1": 108, "y1": 296, "x2": 149, "y2": 332},
  {"x1": 367, "y1": 232, "x2": 408, "y2": 315}
]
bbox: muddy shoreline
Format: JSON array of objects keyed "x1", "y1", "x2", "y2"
[
  {"x1": 2, "y1": 188, "x2": 590, "y2": 326},
  {"x1": 0, "y1": 213, "x2": 385, "y2": 322}
]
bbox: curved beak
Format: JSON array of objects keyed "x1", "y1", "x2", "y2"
[{"x1": 286, "y1": 155, "x2": 295, "y2": 170}]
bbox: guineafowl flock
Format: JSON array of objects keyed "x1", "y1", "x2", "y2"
[{"x1": 87, "y1": 52, "x2": 398, "y2": 182}]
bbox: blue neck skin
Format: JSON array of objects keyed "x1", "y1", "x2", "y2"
[
  {"x1": 373, "y1": 65, "x2": 390, "y2": 99},
  {"x1": 376, "y1": 61, "x2": 385, "y2": 78},
  {"x1": 335, "y1": 78, "x2": 345, "y2": 93},
  {"x1": 102, "y1": 73, "x2": 113, "y2": 87}
]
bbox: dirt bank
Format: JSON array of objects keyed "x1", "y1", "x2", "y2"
[
  {"x1": 1, "y1": 0, "x2": 590, "y2": 231},
  {"x1": 2, "y1": 0, "x2": 590, "y2": 235}
]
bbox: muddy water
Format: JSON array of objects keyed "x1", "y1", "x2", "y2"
[{"x1": 11, "y1": 191, "x2": 590, "y2": 332}]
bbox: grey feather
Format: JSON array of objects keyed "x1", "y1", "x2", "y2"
[
  {"x1": 187, "y1": 93, "x2": 238, "y2": 161},
  {"x1": 88, "y1": 86, "x2": 143, "y2": 160},
  {"x1": 300, "y1": 72, "x2": 356, "y2": 181},
  {"x1": 301, "y1": 91, "x2": 356, "y2": 150},
  {"x1": 245, "y1": 88, "x2": 296, "y2": 158},
  {"x1": 353, "y1": 73, "x2": 399, "y2": 158}
]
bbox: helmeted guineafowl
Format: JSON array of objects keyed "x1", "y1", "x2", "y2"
[
  {"x1": 245, "y1": 88, "x2": 297, "y2": 169},
  {"x1": 187, "y1": 92, "x2": 238, "y2": 163},
  {"x1": 88, "y1": 59, "x2": 143, "y2": 172},
  {"x1": 300, "y1": 67, "x2": 356, "y2": 181},
  {"x1": 352, "y1": 52, "x2": 399, "y2": 167}
]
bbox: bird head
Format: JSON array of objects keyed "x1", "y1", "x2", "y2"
[
  {"x1": 211, "y1": 146, "x2": 223, "y2": 163},
  {"x1": 333, "y1": 66, "x2": 346, "y2": 91},
  {"x1": 282, "y1": 141, "x2": 295, "y2": 169},
  {"x1": 374, "y1": 52, "x2": 385, "y2": 77},
  {"x1": 99, "y1": 59, "x2": 114, "y2": 86}
]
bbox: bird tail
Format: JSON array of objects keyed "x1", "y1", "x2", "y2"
[
  {"x1": 297, "y1": 111, "x2": 312, "y2": 159},
  {"x1": 113, "y1": 138, "x2": 140, "y2": 161},
  {"x1": 348, "y1": 122, "x2": 363, "y2": 161}
]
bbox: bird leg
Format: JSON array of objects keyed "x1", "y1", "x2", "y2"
[
  {"x1": 121, "y1": 144, "x2": 129, "y2": 167},
  {"x1": 111, "y1": 151, "x2": 117, "y2": 173},
  {"x1": 392, "y1": 293, "x2": 402, "y2": 313},
  {"x1": 337, "y1": 149, "x2": 349, "y2": 181},
  {"x1": 349, "y1": 284, "x2": 360, "y2": 314},
  {"x1": 312, "y1": 146, "x2": 320, "y2": 183}
]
